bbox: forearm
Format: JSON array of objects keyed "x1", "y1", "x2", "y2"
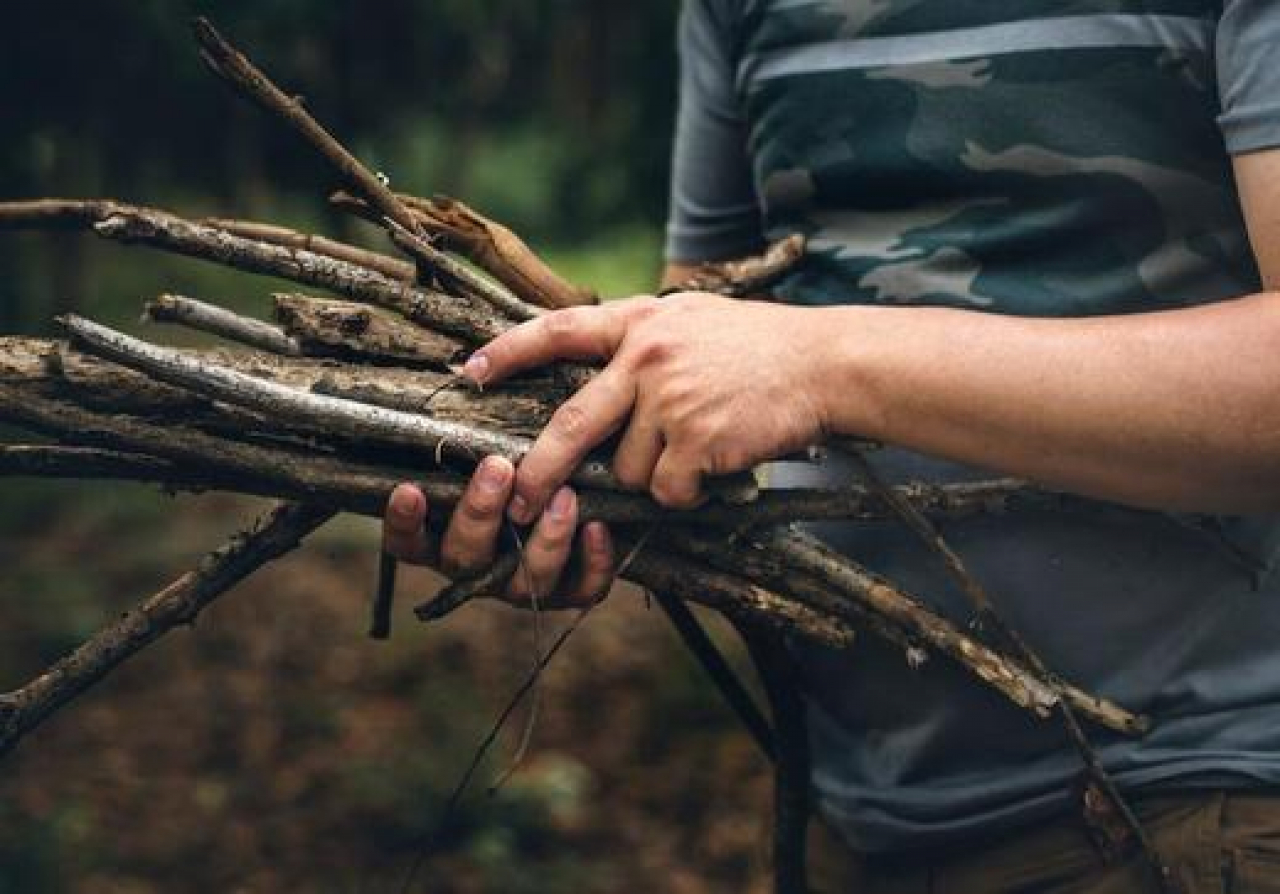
[{"x1": 819, "y1": 293, "x2": 1280, "y2": 513}]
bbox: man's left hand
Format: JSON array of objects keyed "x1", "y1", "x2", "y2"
[{"x1": 463, "y1": 291, "x2": 835, "y2": 521}]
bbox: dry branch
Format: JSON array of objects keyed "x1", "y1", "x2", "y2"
[
  {"x1": 740, "y1": 529, "x2": 1146, "y2": 734},
  {"x1": 273, "y1": 293, "x2": 466, "y2": 368},
  {"x1": 0, "y1": 410, "x2": 1047, "y2": 532},
  {"x1": 144, "y1": 293, "x2": 303, "y2": 356},
  {"x1": 384, "y1": 219, "x2": 542, "y2": 323},
  {"x1": 0, "y1": 502, "x2": 334, "y2": 756},
  {"x1": 60, "y1": 314, "x2": 625, "y2": 489},
  {"x1": 332, "y1": 191, "x2": 596, "y2": 310},
  {"x1": 203, "y1": 217, "x2": 415, "y2": 281},
  {"x1": 95, "y1": 206, "x2": 509, "y2": 343},
  {"x1": 192, "y1": 18, "x2": 422, "y2": 237},
  {"x1": 675, "y1": 234, "x2": 808, "y2": 298},
  {"x1": 0, "y1": 199, "x2": 511, "y2": 344}
]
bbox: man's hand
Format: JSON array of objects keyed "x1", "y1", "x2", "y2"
[
  {"x1": 381, "y1": 456, "x2": 614, "y2": 607},
  {"x1": 463, "y1": 291, "x2": 835, "y2": 519}
]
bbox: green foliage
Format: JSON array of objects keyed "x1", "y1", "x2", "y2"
[{"x1": 0, "y1": 1, "x2": 680, "y2": 331}]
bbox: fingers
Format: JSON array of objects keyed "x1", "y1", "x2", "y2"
[
  {"x1": 562, "y1": 521, "x2": 616, "y2": 605},
  {"x1": 440, "y1": 455, "x2": 515, "y2": 573},
  {"x1": 508, "y1": 486, "x2": 579, "y2": 602},
  {"x1": 651, "y1": 448, "x2": 706, "y2": 509},
  {"x1": 463, "y1": 301, "x2": 642, "y2": 386},
  {"x1": 384, "y1": 463, "x2": 613, "y2": 610},
  {"x1": 509, "y1": 366, "x2": 636, "y2": 524},
  {"x1": 383, "y1": 483, "x2": 431, "y2": 562},
  {"x1": 506, "y1": 493, "x2": 616, "y2": 609},
  {"x1": 611, "y1": 402, "x2": 664, "y2": 490}
]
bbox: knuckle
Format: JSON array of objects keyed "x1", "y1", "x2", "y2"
[
  {"x1": 668, "y1": 418, "x2": 710, "y2": 453},
  {"x1": 535, "y1": 524, "x2": 574, "y2": 554},
  {"x1": 440, "y1": 544, "x2": 483, "y2": 576},
  {"x1": 552, "y1": 402, "x2": 591, "y2": 446},
  {"x1": 517, "y1": 469, "x2": 551, "y2": 503},
  {"x1": 710, "y1": 444, "x2": 749, "y2": 475},
  {"x1": 456, "y1": 496, "x2": 497, "y2": 525},
  {"x1": 651, "y1": 480, "x2": 698, "y2": 510},
  {"x1": 628, "y1": 334, "x2": 673, "y2": 368},
  {"x1": 544, "y1": 307, "x2": 583, "y2": 338},
  {"x1": 613, "y1": 461, "x2": 649, "y2": 490}
]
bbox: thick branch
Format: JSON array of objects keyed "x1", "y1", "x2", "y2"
[
  {"x1": 93, "y1": 205, "x2": 508, "y2": 343},
  {"x1": 60, "y1": 314, "x2": 622, "y2": 489},
  {"x1": 0, "y1": 502, "x2": 334, "y2": 756},
  {"x1": 272, "y1": 293, "x2": 465, "y2": 368},
  {"x1": 0, "y1": 199, "x2": 510, "y2": 344},
  {"x1": 0, "y1": 429, "x2": 1040, "y2": 531}
]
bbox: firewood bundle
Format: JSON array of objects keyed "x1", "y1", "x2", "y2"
[{"x1": 0, "y1": 19, "x2": 1164, "y2": 893}]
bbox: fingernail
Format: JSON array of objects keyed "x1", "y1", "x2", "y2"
[
  {"x1": 508, "y1": 494, "x2": 531, "y2": 525},
  {"x1": 548, "y1": 487, "x2": 574, "y2": 520},
  {"x1": 463, "y1": 352, "x2": 490, "y2": 383},
  {"x1": 391, "y1": 487, "x2": 421, "y2": 516},
  {"x1": 477, "y1": 457, "x2": 509, "y2": 493}
]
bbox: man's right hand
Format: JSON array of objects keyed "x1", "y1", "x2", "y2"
[{"x1": 381, "y1": 455, "x2": 615, "y2": 607}]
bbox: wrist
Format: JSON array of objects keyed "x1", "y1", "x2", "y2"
[{"x1": 807, "y1": 304, "x2": 896, "y2": 442}]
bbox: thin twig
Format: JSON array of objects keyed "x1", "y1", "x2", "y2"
[
  {"x1": 192, "y1": 17, "x2": 422, "y2": 237},
  {"x1": 654, "y1": 591, "x2": 776, "y2": 762},
  {"x1": 143, "y1": 293, "x2": 302, "y2": 356},
  {"x1": 736, "y1": 619, "x2": 810, "y2": 894},
  {"x1": 414, "y1": 553, "x2": 520, "y2": 623},
  {"x1": 845, "y1": 451, "x2": 1173, "y2": 889},
  {"x1": 397, "y1": 604, "x2": 599, "y2": 894},
  {"x1": 203, "y1": 217, "x2": 415, "y2": 281},
  {"x1": 369, "y1": 551, "x2": 398, "y2": 640},
  {"x1": 384, "y1": 219, "x2": 541, "y2": 323}
]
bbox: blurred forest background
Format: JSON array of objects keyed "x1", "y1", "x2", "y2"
[{"x1": 0, "y1": 3, "x2": 773, "y2": 892}]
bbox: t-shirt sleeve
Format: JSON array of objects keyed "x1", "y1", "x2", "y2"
[
  {"x1": 665, "y1": 0, "x2": 764, "y2": 263},
  {"x1": 1217, "y1": 0, "x2": 1280, "y2": 154}
]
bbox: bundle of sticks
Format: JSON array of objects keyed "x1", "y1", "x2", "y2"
[{"x1": 0, "y1": 18, "x2": 1165, "y2": 893}]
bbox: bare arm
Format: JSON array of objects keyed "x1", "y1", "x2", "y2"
[
  {"x1": 817, "y1": 287, "x2": 1280, "y2": 513},
  {"x1": 806, "y1": 149, "x2": 1280, "y2": 513}
]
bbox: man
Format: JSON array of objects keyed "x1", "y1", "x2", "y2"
[{"x1": 385, "y1": 2, "x2": 1280, "y2": 890}]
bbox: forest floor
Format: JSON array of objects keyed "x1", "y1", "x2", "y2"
[{"x1": 0, "y1": 485, "x2": 773, "y2": 893}]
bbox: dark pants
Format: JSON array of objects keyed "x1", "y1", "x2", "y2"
[{"x1": 807, "y1": 792, "x2": 1280, "y2": 893}]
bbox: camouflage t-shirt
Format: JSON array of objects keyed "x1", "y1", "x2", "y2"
[{"x1": 667, "y1": 0, "x2": 1280, "y2": 854}]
